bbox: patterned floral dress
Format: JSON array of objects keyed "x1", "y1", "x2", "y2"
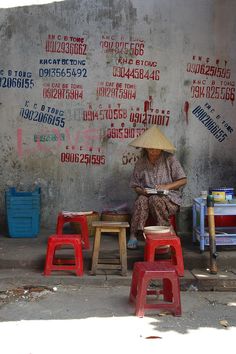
[{"x1": 130, "y1": 151, "x2": 186, "y2": 236}]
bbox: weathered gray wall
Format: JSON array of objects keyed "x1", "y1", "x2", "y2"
[{"x1": 0, "y1": 0, "x2": 235, "y2": 229}]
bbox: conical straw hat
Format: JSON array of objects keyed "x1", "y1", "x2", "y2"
[{"x1": 129, "y1": 126, "x2": 176, "y2": 153}]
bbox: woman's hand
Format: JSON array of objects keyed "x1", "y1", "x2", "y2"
[
  {"x1": 155, "y1": 178, "x2": 187, "y2": 191},
  {"x1": 135, "y1": 187, "x2": 148, "y2": 196},
  {"x1": 155, "y1": 184, "x2": 171, "y2": 191}
]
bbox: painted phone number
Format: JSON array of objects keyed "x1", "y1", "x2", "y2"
[
  {"x1": 43, "y1": 88, "x2": 83, "y2": 100},
  {"x1": 45, "y1": 40, "x2": 87, "y2": 55},
  {"x1": 20, "y1": 107, "x2": 65, "y2": 127},
  {"x1": 61, "y1": 153, "x2": 105, "y2": 165},
  {"x1": 191, "y1": 85, "x2": 235, "y2": 101},
  {"x1": 0, "y1": 77, "x2": 34, "y2": 89},
  {"x1": 113, "y1": 67, "x2": 160, "y2": 80},
  {"x1": 39, "y1": 68, "x2": 87, "y2": 78},
  {"x1": 187, "y1": 63, "x2": 231, "y2": 78},
  {"x1": 83, "y1": 108, "x2": 127, "y2": 121}
]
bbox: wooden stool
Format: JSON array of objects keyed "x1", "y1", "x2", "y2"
[
  {"x1": 44, "y1": 234, "x2": 83, "y2": 276},
  {"x1": 90, "y1": 221, "x2": 129, "y2": 276},
  {"x1": 144, "y1": 232, "x2": 185, "y2": 276},
  {"x1": 56, "y1": 212, "x2": 90, "y2": 249},
  {"x1": 129, "y1": 262, "x2": 182, "y2": 317}
]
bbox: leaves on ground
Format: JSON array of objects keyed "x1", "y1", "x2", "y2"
[{"x1": 219, "y1": 320, "x2": 230, "y2": 328}]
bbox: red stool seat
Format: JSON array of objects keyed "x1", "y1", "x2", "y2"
[
  {"x1": 44, "y1": 234, "x2": 83, "y2": 276},
  {"x1": 56, "y1": 212, "x2": 90, "y2": 249},
  {"x1": 129, "y1": 262, "x2": 182, "y2": 317},
  {"x1": 144, "y1": 232, "x2": 184, "y2": 276}
]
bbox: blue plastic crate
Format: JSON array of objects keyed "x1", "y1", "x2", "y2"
[
  {"x1": 6, "y1": 199, "x2": 40, "y2": 209},
  {"x1": 5, "y1": 187, "x2": 41, "y2": 238},
  {"x1": 6, "y1": 210, "x2": 40, "y2": 238},
  {"x1": 5, "y1": 187, "x2": 41, "y2": 210}
]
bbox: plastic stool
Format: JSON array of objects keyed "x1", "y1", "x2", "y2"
[
  {"x1": 144, "y1": 232, "x2": 184, "y2": 276},
  {"x1": 44, "y1": 234, "x2": 83, "y2": 276},
  {"x1": 56, "y1": 212, "x2": 90, "y2": 249},
  {"x1": 129, "y1": 262, "x2": 182, "y2": 317}
]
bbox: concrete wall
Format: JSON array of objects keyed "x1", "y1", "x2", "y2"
[{"x1": 0, "y1": 0, "x2": 235, "y2": 229}]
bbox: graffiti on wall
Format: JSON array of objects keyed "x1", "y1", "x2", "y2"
[
  {"x1": 121, "y1": 151, "x2": 140, "y2": 166},
  {"x1": 45, "y1": 34, "x2": 87, "y2": 56},
  {"x1": 100, "y1": 34, "x2": 160, "y2": 81},
  {"x1": 34, "y1": 133, "x2": 65, "y2": 142},
  {"x1": 83, "y1": 103, "x2": 127, "y2": 122},
  {"x1": 6, "y1": 29, "x2": 176, "y2": 168},
  {"x1": 0, "y1": 69, "x2": 34, "y2": 89},
  {"x1": 19, "y1": 101, "x2": 65, "y2": 127},
  {"x1": 187, "y1": 56, "x2": 235, "y2": 103},
  {"x1": 192, "y1": 102, "x2": 233, "y2": 142},
  {"x1": 100, "y1": 35, "x2": 144, "y2": 56},
  {"x1": 106, "y1": 125, "x2": 146, "y2": 139},
  {"x1": 60, "y1": 152, "x2": 105, "y2": 165},
  {"x1": 96, "y1": 81, "x2": 136, "y2": 100},
  {"x1": 39, "y1": 58, "x2": 87, "y2": 81},
  {"x1": 129, "y1": 96, "x2": 170, "y2": 127},
  {"x1": 39, "y1": 66, "x2": 87, "y2": 78},
  {"x1": 113, "y1": 62, "x2": 160, "y2": 81},
  {"x1": 17, "y1": 127, "x2": 103, "y2": 158},
  {"x1": 42, "y1": 82, "x2": 83, "y2": 100},
  {"x1": 40, "y1": 34, "x2": 87, "y2": 101}
]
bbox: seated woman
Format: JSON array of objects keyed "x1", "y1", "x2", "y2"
[{"x1": 127, "y1": 126, "x2": 187, "y2": 249}]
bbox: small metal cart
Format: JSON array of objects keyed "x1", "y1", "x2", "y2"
[{"x1": 192, "y1": 197, "x2": 236, "y2": 252}]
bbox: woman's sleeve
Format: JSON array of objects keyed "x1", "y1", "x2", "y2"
[
  {"x1": 169, "y1": 155, "x2": 187, "y2": 181},
  {"x1": 130, "y1": 162, "x2": 143, "y2": 189}
]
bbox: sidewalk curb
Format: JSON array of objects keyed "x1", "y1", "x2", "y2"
[{"x1": 0, "y1": 268, "x2": 236, "y2": 292}]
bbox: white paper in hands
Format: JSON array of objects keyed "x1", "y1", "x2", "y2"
[{"x1": 144, "y1": 188, "x2": 169, "y2": 195}]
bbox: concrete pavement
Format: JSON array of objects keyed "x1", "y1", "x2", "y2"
[
  {"x1": 0, "y1": 226, "x2": 236, "y2": 291},
  {"x1": 0, "y1": 284, "x2": 235, "y2": 354},
  {"x1": 0, "y1": 227, "x2": 236, "y2": 354}
]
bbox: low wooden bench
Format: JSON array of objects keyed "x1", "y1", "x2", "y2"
[{"x1": 90, "y1": 221, "x2": 129, "y2": 276}]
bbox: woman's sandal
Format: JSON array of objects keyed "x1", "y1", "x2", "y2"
[{"x1": 127, "y1": 239, "x2": 138, "y2": 250}]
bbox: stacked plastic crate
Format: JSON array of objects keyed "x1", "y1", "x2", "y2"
[{"x1": 5, "y1": 187, "x2": 41, "y2": 238}]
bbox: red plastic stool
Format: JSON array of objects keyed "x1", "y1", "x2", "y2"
[
  {"x1": 144, "y1": 232, "x2": 184, "y2": 276},
  {"x1": 44, "y1": 234, "x2": 83, "y2": 276},
  {"x1": 56, "y1": 212, "x2": 90, "y2": 249},
  {"x1": 129, "y1": 262, "x2": 182, "y2": 317}
]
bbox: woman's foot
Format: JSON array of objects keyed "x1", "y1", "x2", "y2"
[
  {"x1": 169, "y1": 225, "x2": 175, "y2": 234},
  {"x1": 127, "y1": 237, "x2": 138, "y2": 250}
]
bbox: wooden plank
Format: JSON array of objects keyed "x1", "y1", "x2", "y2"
[
  {"x1": 90, "y1": 228, "x2": 101, "y2": 274},
  {"x1": 98, "y1": 258, "x2": 120, "y2": 264},
  {"x1": 92, "y1": 221, "x2": 129, "y2": 228},
  {"x1": 97, "y1": 264, "x2": 121, "y2": 270},
  {"x1": 100, "y1": 227, "x2": 123, "y2": 233},
  {"x1": 119, "y1": 228, "x2": 127, "y2": 275}
]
